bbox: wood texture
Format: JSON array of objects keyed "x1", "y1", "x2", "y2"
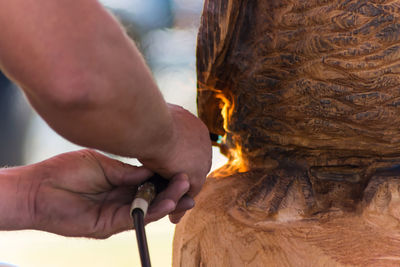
[
  {"x1": 174, "y1": 172, "x2": 400, "y2": 266},
  {"x1": 174, "y1": 0, "x2": 400, "y2": 266}
]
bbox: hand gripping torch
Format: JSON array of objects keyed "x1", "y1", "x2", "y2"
[
  {"x1": 130, "y1": 174, "x2": 169, "y2": 267},
  {"x1": 130, "y1": 132, "x2": 217, "y2": 267}
]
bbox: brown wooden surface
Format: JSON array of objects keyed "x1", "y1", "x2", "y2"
[
  {"x1": 174, "y1": 172, "x2": 400, "y2": 266},
  {"x1": 174, "y1": 0, "x2": 400, "y2": 266},
  {"x1": 198, "y1": 0, "x2": 400, "y2": 164}
]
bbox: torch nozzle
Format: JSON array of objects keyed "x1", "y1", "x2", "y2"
[{"x1": 130, "y1": 182, "x2": 156, "y2": 218}]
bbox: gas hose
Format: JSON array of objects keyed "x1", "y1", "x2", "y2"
[{"x1": 130, "y1": 174, "x2": 169, "y2": 267}]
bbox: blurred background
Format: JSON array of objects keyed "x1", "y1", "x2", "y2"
[{"x1": 0, "y1": 1, "x2": 226, "y2": 266}]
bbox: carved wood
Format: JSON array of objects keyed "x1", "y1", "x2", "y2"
[{"x1": 174, "y1": 0, "x2": 400, "y2": 266}]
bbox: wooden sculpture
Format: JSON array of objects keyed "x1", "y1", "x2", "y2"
[{"x1": 173, "y1": 0, "x2": 400, "y2": 266}]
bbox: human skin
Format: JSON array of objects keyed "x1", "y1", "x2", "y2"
[
  {"x1": 0, "y1": 0, "x2": 212, "y2": 222},
  {"x1": 0, "y1": 150, "x2": 193, "y2": 237}
]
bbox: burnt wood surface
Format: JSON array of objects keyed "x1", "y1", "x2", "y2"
[
  {"x1": 198, "y1": 0, "x2": 400, "y2": 165},
  {"x1": 174, "y1": 0, "x2": 400, "y2": 266}
]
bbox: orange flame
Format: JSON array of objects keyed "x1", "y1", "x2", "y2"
[
  {"x1": 216, "y1": 93, "x2": 234, "y2": 133},
  {"x1": 215, "y1": 93, "x2": 249, "y2": 176}
]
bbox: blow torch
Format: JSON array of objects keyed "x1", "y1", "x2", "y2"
[
  {"x1": 131, "y1": 133, "x2": 218, "y2": 267},
  {"x1": 130, "y1": 174, "x2": 169, "y2": 267}
]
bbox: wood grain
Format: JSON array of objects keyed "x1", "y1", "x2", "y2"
[
  {"x1": 174, "y1": 172, "x2": 400, "y2": 266},
  {"x1": 174, "y1": 0, "x2": 400, "y2": 266}
]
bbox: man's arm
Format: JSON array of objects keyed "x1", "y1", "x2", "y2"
[
  {"x1": 0, "y1": 0, "x2": 212, "y2": 214},
  {"x1": 0, "y1": 150, "x2": 193, "y2": 237},
  {"x1": 0, "y1": 0, "x2": 172, "y2": 159},
  {"x1": 0, "y1": 168, "x2": 31, "y2": 231}
]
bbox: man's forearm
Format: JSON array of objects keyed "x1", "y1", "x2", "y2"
[
  {"x1": 0, "y1": 167, "x2": 32, "y2": 230},
  {"x1": 0, "y1": 0, "x2": 174, "y2": 160}
]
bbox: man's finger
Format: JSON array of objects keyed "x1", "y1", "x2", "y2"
[
  {"x1": 99, "y1": 204, "x2": 132, "y2": 238},
  {"x1": 145, "y1": 199, "x2": 175, "y2": 223},
  {"x1": 186, "y1": 174, "x2": 206, "y2": 198},
  {"x1": 89, "y1": 150, "x2": 154, "y2": 186},
  {"x1": 153, "y1": 173, "x2": 190, "y2": 206},
  {"x1": 145, "y1": 173, "x2": 190, "y2": 223},
  {"x1": 168, "y1": 196, "x2": 195, "y2": 224},
  {"x1": 169, "y1": 211, "x2": 186, "y2": 224}
]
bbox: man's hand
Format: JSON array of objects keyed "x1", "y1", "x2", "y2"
[
  {"x1": 0, "y1": 0, "x2": 212, "y2": 226},
  {"x1": 139, "y1": 104, "x2": 212, "y2": 223},
  {"x1": 13, "y1": 150, "x2": 191, "y2": 238}
]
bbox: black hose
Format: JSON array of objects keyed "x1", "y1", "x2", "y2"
[
  {"x1": 131, "y1": 174, "x2": 170, "y2": 267},
  {"x1": 133, "y1": 208, "x2": 151, "y2": 267}
]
